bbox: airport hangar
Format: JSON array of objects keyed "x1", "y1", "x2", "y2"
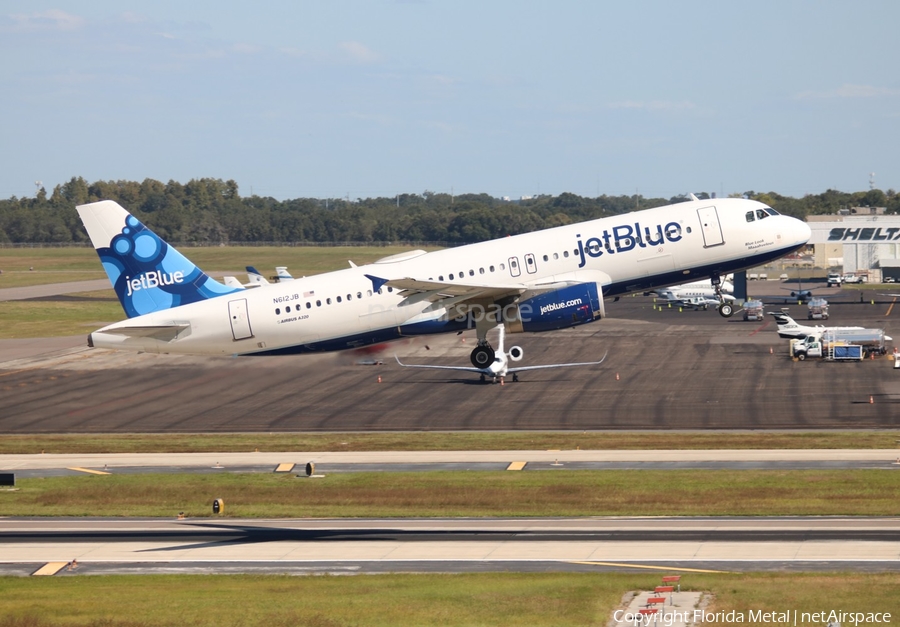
[{"x1": 806, "y1": 207, "x2": 900, "y2": 281}]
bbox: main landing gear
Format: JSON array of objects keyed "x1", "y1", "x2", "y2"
[
  {"x1": 470, "y1": 313, "x2": 499, "y2": 368},
  {"x1": 711, "y1": 273, "x2": 734, "y2": 318}
]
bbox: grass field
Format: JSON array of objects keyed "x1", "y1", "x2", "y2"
[
  {"x1": 0, "y1": 572, "x2": 897, "y2": 627},
  {"x1": 4, "y1": 469, "x2": 899, "y2": 517},
  {"x1": 2, "y1": 431, "x2": 899, "y2": 454},
  {"x1": 0, "y1": 297, "x2": 123, "y2": 338}
]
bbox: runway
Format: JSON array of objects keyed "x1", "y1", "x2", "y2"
[
  {"x1": 3, "y1": 282, "x2": 900, "y2": 576},
  {"x1": 2, "y1": 516, "x2": 899, "y2": 575},
  {"x1": 2, "y1": 287, "x2": 900, "y2": 432}
]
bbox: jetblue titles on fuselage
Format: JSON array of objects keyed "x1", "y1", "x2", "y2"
[{"x1": 575, "y1": 221, "x2": 683, "y2": 267}]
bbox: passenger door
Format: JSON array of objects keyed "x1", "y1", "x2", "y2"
[
  {"x1": 697, "y1": 206, "x2": 725, "y2": 247},
  {"x1": 228, "y1": 298, "x2": 254, "y2": 341}
]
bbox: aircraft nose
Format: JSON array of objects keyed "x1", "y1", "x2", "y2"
[{"x1": 792, "y1": 217, "x2": 812, "y2": 246}]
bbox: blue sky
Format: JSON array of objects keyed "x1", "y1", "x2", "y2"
[{"x1": 2, "y1": 1, "x2": 899, "y2": 201}]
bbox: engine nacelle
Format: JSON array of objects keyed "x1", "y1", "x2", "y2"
[
  {"x1": 508, "y1": 345, "x2": 524, "y2": 361},
  {"x1": 504, "y1": 282, "x2": 603, "y2": 333}
]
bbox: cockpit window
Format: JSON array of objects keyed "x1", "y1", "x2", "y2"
[
  {"x1": 764, "y1": 208, "x2": 780, "y2": 216},
  {"x1": 756, "y1": 209, "x2": 769, "y2": 220},
  {"x1": 746, "y1": 211, "x2": 755, "y2": 222}
]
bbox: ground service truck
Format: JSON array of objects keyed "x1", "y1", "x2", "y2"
[{"x1": 790, "y1": 329, "x2": 888, "y2": 360}]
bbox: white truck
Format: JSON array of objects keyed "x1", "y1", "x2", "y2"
[
  {"x1": 742, "y1": 300, "x2": 765, "y2": 321},
  {"x1": 826, "y1": 272, "x2": 842, "y2": 287},
  {"x1": 790, "y1": 329, "x2": 888, "y2": 360},
  {"x1": 807, "y1": 298, "x2": 829, "y2": 320},
  {"x1": 789, "y1": 339, "x2": 864, "y2": 361}
]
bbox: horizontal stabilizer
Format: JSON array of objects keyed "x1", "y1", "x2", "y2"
[{"x1": 98, "y1": 322, "x2": 191, "y2": 341}]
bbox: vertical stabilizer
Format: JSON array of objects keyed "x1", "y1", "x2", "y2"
[{"x1": 77, "y1": 200, "x2": 240, "y2": 318}]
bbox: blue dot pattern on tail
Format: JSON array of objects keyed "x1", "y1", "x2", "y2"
[{"x1": 98, "y1": 213, "x2": 240, "y2": 318}]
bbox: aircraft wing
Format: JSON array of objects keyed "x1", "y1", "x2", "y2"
[
  {"x1": 394, "y1": 355, "x2": 489, "y2": 374},
  {"x1": 372, "y1": 275, "x2": 525, "y2": 300},
  {"x1": 507, "y1": 352, "x2": 607, "y2": 374},
  {"x1": 366, "y1": 274, "x2": 528, "y2": 316},
  {"x1": 97, "y1": 323, "x2": 191, "y2": 341}
]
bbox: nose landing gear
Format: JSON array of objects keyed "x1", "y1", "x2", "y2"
[{"x1": 711, "y1": 273, "x2": 734, "y2": 318}]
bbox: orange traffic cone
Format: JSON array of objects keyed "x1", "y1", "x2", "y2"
[
  {"x1": 377, "y1": 376, "x2": 382, "y2": 383},
  {"x1": 616, "y1": 372, "x2": 620, "y2": 381},
  {"x1": 869, "y1": 395, "x2": 874, "y2": 404}
]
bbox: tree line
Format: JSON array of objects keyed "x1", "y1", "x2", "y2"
[{"x1": 1, "y1": 176, "x2": 898, "y2": 245}]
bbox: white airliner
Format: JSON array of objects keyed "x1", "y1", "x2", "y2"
[
  {"x1": 395, "y1": 325, "x2": 607, "y2": 383},
  {"x1": 76, "y1": 197, "x2": 810, "y2": 367}
]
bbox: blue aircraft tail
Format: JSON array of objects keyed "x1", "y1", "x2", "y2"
[{"x1": 77, "y1": 200, "x2": 241, "y2": 318}]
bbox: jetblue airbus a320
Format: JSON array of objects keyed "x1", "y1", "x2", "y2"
[{"x1": 77, "y1": 196, "x2": 811, "y2": 368}]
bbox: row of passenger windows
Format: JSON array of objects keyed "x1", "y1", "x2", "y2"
[
  {"x1": 274, "y1": 287, "x2": 395, "y2": 315},
  {"x1": 272, "y1": 228, "x2": 712, "y2": 316},
  {"x1": 430, "y1": 252, "x2": 574, "y2": 281},
  {"x1": 275, "y1": 249, "x2": 592, "y2": 315}
]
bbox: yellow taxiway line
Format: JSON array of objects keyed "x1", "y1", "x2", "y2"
[
  {"x1": 568, "y1": 561, "x2": 728, "y2": 574},
  {"x1": 32, "y1": 562, "x2": 69, "y2": 576},
  {"x1": 67, "y1": 467, "x2": 110, "y2": 475}
]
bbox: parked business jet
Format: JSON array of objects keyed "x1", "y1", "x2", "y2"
[
  {"x1": 76, "y1": 197, "x2": 810, "y2": 367},
  {"x1": 396, "y1": 326, "x2": 606, "y2": 383},
  {"x1": 275, "y1": 266, "x2": 294, "y2": 281},
  {"x1": 769, "y1": 313, "x2": 865, "y2": 340},
  {"x1": 649, "y1": 275, "x2": 733, "y2": 301},
  {"x1": 245, "y1": 266, "x2": 271, "y2": 286},
  {"x1": 655, "y1": 283, "x2": 736, "y2": 306}
]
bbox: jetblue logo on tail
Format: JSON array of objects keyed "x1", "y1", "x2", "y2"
[
  {"x1": 125, "y1": 270, "x2": 185, "y2": 297},
  {"x1": 88, "y1": 210, "x2": 239, "y2": 318}
]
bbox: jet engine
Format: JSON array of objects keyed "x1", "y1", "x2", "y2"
[
  {"x1": 508, "y1": 345, "x2": 524, "y2": 361},
  {"x1": 504, "y1": 282, "x2": 604, "y2": 334}
]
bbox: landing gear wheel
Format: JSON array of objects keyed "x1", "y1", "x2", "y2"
[
  {"x1": 470, "y1": 345, "x2": 495, "y2": 368},
  {"x1": 718, "y1": 303, "x2": 734, "y2": 318},
  {"x1": 512, "y1": 373, "x2": 519, "y2": 382}
]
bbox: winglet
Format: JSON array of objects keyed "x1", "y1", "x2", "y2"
[{"x1": 365, "y1": 274, "x2": 389, "y2": 293}]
